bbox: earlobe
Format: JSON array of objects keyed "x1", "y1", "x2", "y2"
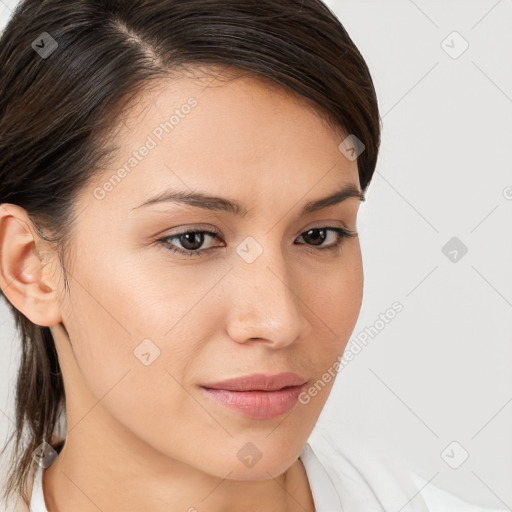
[{"x1": 0, "y1": 203, "x2": 63, "y2": 327}]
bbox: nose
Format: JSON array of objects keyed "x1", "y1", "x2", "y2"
[{"x1": 224, "y1": 242, "x2": 311, "y2": 348}]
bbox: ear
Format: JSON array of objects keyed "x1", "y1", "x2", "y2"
[{"x1": 0, "y1": 203, "x2": 63, "y2": 327}]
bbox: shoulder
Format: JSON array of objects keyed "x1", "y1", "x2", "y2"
[
  {"x1": 304, "y1": 425, "x2": 507, "y2": 512},
  {"x1": 410, "y1": 472, "x2": 509, "y2": 512},
  {"x1": 5, "y1": 465, "x2": 36, "y2": 512},
  {"x1": 8, "y1": 437, "x2": 64, "y2": 512},
  {"x1": 304, "y1": 426, "x2": 425, "y2": 510}
]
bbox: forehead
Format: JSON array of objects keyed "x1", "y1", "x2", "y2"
[
  {"x1": 79, "y1": 67, "x2": 357, "y2": 216},
  {"x1": 118, "y1": 66, "x2": 343, "y2": 143}
]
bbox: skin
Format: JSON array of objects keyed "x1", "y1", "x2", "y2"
[{"x1": 0, "y1": 67, "x2": 364, "y2": 512}]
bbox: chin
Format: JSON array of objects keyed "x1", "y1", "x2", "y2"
[
  {"x1": 220, "y1": 460, "x2": 293, "y2": 481},
  {"x1": 214, "y1": 441, "x2": 302, "y2": 481}
]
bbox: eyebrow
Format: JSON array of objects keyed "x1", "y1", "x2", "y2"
[{"x1": 131, "y1": 183, "x2": 365, "y2": 216}]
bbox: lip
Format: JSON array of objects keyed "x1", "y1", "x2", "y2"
[
  {"x1": 200, "y1": 372, "x2": 307, "y2": 419},
  {"x1": 202, "y1": 372, "x2": 307, "y2": 392}
]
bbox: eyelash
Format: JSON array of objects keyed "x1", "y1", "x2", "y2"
[{"x1": 157, "y1": 226, "x2": 357, "y2": 258}]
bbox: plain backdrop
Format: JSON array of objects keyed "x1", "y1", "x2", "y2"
[{"x1": 0, "y1": 0, "x2": 511, "y2": 509}]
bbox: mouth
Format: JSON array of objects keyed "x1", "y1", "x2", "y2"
[
  {"x1": 201, "y1": 372, "x2": 307, "y2": 392},
  {"x1": 199, "y1": 372, "x2": 308, "y2": 419}
]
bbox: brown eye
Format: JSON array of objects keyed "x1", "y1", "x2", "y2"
[
  {"x1": 159, "y1": 230, "x2": 221, "y2": 257},
  {"x1": 176, "y1": 232, "x2": 207, "y2": 251},
  {"x1": 158, "y1": 226, "x2": 357, "y2": 258},
  {"x1": 296, "y1": 226, "x2": 357, "y2": 251},
  {"x1": 301, "y1": 228, "x2": 329, "y2": 246}
]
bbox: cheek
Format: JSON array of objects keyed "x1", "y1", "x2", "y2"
[
  {"x1": 61, "y1": 279, "x2": 202, "y2": 453},
  {"x1": 297, "y1": 252, "x2": 363, "y2": 381},
  {"x1": 59, "y1": 252, "x2": 216, "y2": 413},
  {"x1": 303, "y1": 252, "x2": 363, "y2": 332},
  {"x1": 57, "y1": 261, "x2": 178, "y2": 402},
  {"x1": 94, "y1": 367, "x2": 193, "y2": 450}
]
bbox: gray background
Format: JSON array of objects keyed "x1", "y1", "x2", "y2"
[{"x1": 0, "y1": 0, "x2": 511, "y2": 508}]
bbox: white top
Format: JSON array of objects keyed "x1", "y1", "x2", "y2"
[{"x1": 28, "y1": 428, "x2": 506, "y2": 512}]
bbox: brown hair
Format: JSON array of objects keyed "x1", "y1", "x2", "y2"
[{"x1": 0, "y1": 0, "x2": 381, "y2": 507}]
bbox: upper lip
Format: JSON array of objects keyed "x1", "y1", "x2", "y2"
[{"x1": 201, "y1": 372, "x2": 307, "y2": 392}]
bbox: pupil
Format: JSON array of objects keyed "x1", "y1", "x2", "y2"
[
  {"x1": 305, "y1": 228, "x2": 325, "y2": 246},
  {"x1": 181, "y1": 232, "x2": 203, "y2": 250}
]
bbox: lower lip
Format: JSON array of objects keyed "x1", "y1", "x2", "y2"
[{"x1": 200, "y1": 385, "x2": 304, "y2": 419}]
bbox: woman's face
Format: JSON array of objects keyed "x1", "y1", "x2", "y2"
[{"x1": 49, "y1": 69, "x2": 364, "y2": 479}]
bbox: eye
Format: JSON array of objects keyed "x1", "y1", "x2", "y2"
[
  {"x1": 295, "y1": 226, "x2": 357, "y2": 253},
  {"x1": 158, "y1": 226, "x2": 357, "y2": 257},
  {"x1": 158, "y1": 229, "x2": 221, "y2": 257}
]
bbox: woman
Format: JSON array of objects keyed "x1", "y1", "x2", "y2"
[{"x1": 0, "y1": 1, "x2": 505, "y2": 511}]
